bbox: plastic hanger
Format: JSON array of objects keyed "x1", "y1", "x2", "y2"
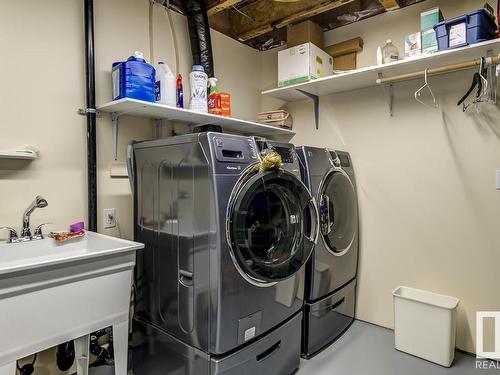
[
  {"x1": 415, "y1": 69, "x2": 438, "y2": 108},
  {"x1": 458, "y1": 58, "x2": 489, "y2": 112}
]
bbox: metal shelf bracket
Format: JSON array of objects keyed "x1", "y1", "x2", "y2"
[
  {"x1": 112, "y1": 114, "x2": 165, "y2": 160},
  {"x1": 155, "y1": 119, "x2": 163, "y2": 139},
  {"x1": 297, "y1": 89, "x2": 320, "y2": 129},
  {"x1": 379, "y1": 73, "x2": 394, "y2": 116},
  {"x1": 111, "y1": 112, "x2": 119, "y2": 161}
]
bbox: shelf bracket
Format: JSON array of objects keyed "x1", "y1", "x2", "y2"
[
  {"x1": 111, "y1": 112, "x2": 119, "y2": 161},
  {"x1": 297, "y1": 89, "x2": 319, "y2": 129},
  {"x1": 388, "y1": 83, "x2": 394, "y2": 116},
  {"x1": 155, "y1": 119, "x2": 163, "y2": 139},
  {"x1": 486, "y1": 49, "x2": 498, "y2": 105},
  {"x1": 379, "y1": 73, "x2": 394, "y2": 116}
]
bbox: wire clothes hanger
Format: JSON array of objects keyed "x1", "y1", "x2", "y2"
[{"x1": 415, "y1": 68, "x2": 439, "y2": 108}]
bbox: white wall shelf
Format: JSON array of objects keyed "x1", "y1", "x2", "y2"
[
  {"x1": 0, "y1": 150, "x2": 37, "y2": 160},
  {"x1": 98, "y1": 98, "x2": 295, "y2": 160},
  {"x1": 262, "y1": 39, "x2": 500, "y2": 102}
]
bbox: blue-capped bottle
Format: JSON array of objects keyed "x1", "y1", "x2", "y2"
[{"x1": 112, "y1": 51, "x2": 156, "y2": 102}]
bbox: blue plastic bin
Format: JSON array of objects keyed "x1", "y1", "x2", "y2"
[
  {"x1": 434, "y1": 9, "x2": 497, "y2": 51},
  {"x1": 112, "y1": 53, "x2": 156, "y2": 102}
]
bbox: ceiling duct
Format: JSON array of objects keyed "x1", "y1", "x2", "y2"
[{"x1": 181, "y1": 0, "x2": 215, "y2": 78}]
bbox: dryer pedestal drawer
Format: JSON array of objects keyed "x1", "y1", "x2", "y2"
[
  {"x1": 302, "y1": 279, "x2": 356, "y2": 358},
  {"x1": 211, "y1": 312, "x2": 301, "y2": 375}
]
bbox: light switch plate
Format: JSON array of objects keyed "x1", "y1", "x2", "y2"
[{"x1": 496, "y1": 171, "x2": 500, "y2": 190}]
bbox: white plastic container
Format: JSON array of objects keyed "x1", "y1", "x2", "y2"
[
  {"x1": 376, "y1": 46, "x2": 383, "y2": 65},
  {"x1": 392, "y1": 286, "x2": 459, "y2": 367},
  {"x1": 155, "y1": 62, "x2": 176, "y2": 106},
  {"x1": 189, "y1": 65, "x2": 208, "y2": 112}
]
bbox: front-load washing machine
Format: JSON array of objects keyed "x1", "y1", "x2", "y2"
[
  {"x1": 129, "y1": 133, "x2": 319, "y2": 374},
  {"x1": 297, "y1": 147, "x2": 359, "y2": 358}
]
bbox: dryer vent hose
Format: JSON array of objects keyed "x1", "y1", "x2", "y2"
[{"x1": 180, "y1": 0, "x2": 215, "y2": 78}]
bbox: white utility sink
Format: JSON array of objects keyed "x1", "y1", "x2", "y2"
[{"x1": 0, "y1": 231, "x2": 144, "y2": 375}]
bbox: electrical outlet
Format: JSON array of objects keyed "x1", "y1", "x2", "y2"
[{"x1": 104, "y1": 208, "x2": 116, "y2": 229}]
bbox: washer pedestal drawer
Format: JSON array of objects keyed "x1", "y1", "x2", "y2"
[{"x1": 132, "y1": 312, "x2": 302, "y2": 375}]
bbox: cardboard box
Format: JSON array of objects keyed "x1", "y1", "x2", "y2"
[
  {"x1": 333, "y1": 53, "x2": 357, "y2": 71},
  {"x1": 208, "y1": 92, "x2": 231, "y2": 117},
  {"x1": 324, "y1": 37, "x2": 363, "y2": 71},
  {"x1": 420, "y1": 7, "x2": 443, "y2": 31},
  {"x1": 324, "y1": 37, "x2": 364, "y2": 58},
  {"x1": 405, "y1": 32, "x2": 422, "y2": 58},
  {"x1": 287, "y1": 20, "x2": 323, "y2": 49},
  {"x1": 278, "y1": 42, "x2": 333, "y2": 87},
  {"x1": 421, "y1": 28, "x2": 438, "y2": 54}
]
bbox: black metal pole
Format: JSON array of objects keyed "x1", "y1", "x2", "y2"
[{"x1": 84, "y1": 0, "x2": 97, "y2": 232}]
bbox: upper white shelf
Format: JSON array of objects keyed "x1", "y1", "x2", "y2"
[
  {"x1": 97, "y1": 98, "x2": 295, "y2": 136},
  {"x1": 0, "y1": 150, "x2": 37, "y2": 160},
  {"x1": 263, "y1": 39, "x2": 500, "y2": 101}
]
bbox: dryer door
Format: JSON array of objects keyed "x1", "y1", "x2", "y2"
[
  {"x1": 319, "y1": 169, "x2": 358, "y2": 256},
  {"x1": 227, "y1": 168, "x2": 319, "y2": 286}
]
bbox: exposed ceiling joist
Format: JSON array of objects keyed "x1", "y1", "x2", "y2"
[
  {"x1": 275, "y1": 0, "x2": 355, "y2": 28},
  {"x1": 237, "y1": 0, "x2": 354, "y2": 42},
  {"x1": 207, "y1": 0, "x2": 246, "y2": 17},
  {"x1": 238, "y1": 25, "x2": 274, "y2": 42},
  {"x1": 378, "y1": 0, "x2": 401, "y2": 11},
  {"x1": 205, "y1": 0, "x2": 427, "y2": 50}
]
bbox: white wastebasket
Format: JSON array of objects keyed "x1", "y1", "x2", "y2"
[{"x1": 392, "y1": 286, "x2": 459, "y2": 367}]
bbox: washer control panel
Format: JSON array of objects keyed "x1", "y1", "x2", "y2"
[{"x1": 211, "y1": 134, "x2": 258, "y2": 174}]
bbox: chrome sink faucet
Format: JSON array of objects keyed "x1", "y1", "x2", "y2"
[
  {"x1": 1, "y1": 195, "x2": 49, "y2": 243},
  {"x1": 21, "y1": 196, "x2": 48, "y2": 240}
]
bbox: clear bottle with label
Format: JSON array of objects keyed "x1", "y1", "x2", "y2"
[{"x1": 382, "y1": 40, "x2": 399, "y2": 64}]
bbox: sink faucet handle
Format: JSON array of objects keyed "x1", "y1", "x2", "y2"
[
  {"x1": 33, "y1": 223, "x2": 52, "y2": 240},
  {"x1": 0, "y1": 227, "x2": 20, "y2": 243}
]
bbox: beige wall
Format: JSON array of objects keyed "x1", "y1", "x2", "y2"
[
  {"x1": 0, "y1": 0, "x2": 262, "y2": 372},
  {"x1": 262, "y1": 0, "x2": 500, "y2": 354},
  {"x1": 2, "y1": 0, "x2": 499, "y2": 370}
]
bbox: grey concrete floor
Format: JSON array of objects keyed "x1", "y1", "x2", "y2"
[
  {"x1": 298, "y1": 320, "x2": 499, "y2": 375},
  {"x1": 91, "y1": 320, "x2": 499, "y2": 375}
]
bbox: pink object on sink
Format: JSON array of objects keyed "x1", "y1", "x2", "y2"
[{"x1": 70, "y1": 221, "x2": 84, "y2": 233}]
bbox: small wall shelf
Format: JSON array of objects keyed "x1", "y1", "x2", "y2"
[
  {"x1": 98, "y1": 98, "x2": 295, "y2": 160},
  {"x1": 0, "y1": 150, "x2": 37, "y2": 160}
]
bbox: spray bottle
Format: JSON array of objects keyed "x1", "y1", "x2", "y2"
[{"x1": 176, "y1": 74, "x2": 184, "y2": 108}]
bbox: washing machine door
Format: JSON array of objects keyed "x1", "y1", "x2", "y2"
[
  {"x1": 319, "y1": 169, "x2": 358, "y2": 256},
  {"x1": 227, "y1": 167, "x2": 319, "y2": 287}
]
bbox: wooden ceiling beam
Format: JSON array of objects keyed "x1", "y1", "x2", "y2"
[
  {"x1": 236, "y1": 0, "x2": 355, "y2": 42},
  {"x1": 378, "y1": 0, "x2": 401, "y2": 11},
  {"x1": 238, "y1": 25, "x2": 274, "y2": 42},
  {"x1": 207, "y1": 0, "x2": 246, "y2": 17},
  {"x1": 275, "y1": 0, "x2": 355, "y2": 28}
]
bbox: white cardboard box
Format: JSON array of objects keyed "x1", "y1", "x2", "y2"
[{"x1": 278, "y1": 42, "x2": 333, "y2": 87}]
